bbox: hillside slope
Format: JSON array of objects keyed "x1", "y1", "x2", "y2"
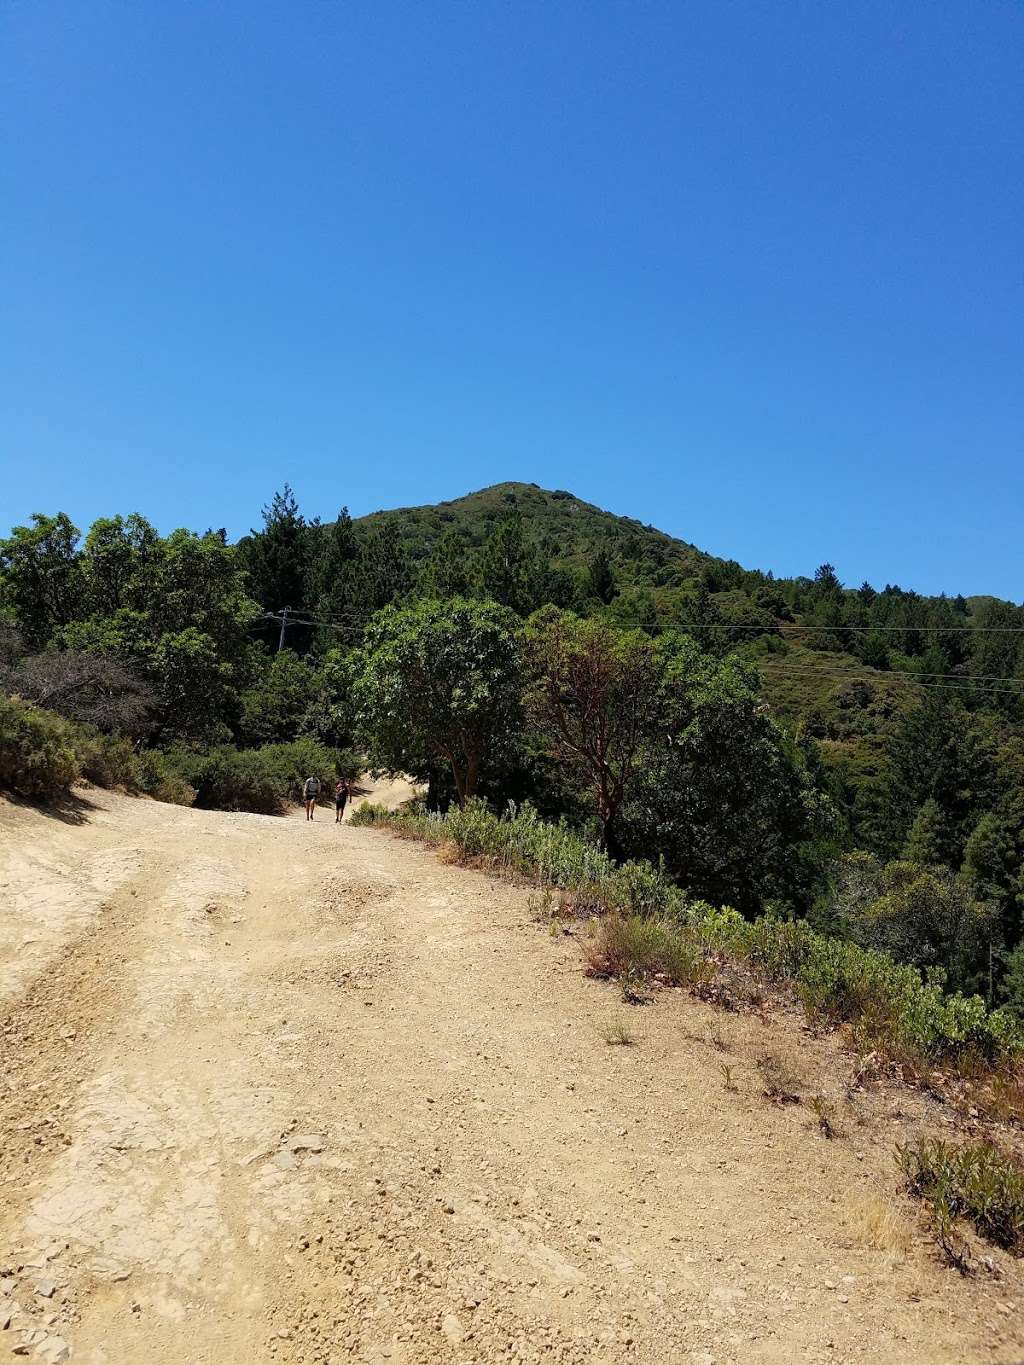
[
  {"x1": 1, "y1": 791, "x2": 1022, "y2": 1363},
  {"x1": 357, "y1": 480, "x2": 719, "y2": 586},
  {"x1": 355, "y1": 482, "x2": 1014, "y2": 834}
]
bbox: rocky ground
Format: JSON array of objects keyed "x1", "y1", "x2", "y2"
[{"x1": 1, "y1": 785, "x2": 1022, "y2": 1364}]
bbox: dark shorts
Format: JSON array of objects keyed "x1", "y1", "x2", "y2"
[{"x1": 335, "y1": 796, "x2": 347, "y2": 810}]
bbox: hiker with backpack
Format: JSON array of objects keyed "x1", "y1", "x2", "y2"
[
  {"x1": 334, "y1": 777, "x2": 350, "y2": 824},
  {"x1": 303, "y1": 774, "x2": 321, "y2": 820}
]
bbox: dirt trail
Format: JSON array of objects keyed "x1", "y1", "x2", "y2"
[{"x1": 1, "y1": 789, "x2": 1022, "y2": 1364}]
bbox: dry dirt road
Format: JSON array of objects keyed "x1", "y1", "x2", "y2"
[{"x1": 1, "y1": 788, "x2": 1022, "y2": 1365}]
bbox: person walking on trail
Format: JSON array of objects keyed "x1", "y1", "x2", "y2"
[
  {"x1": 303, "y1": 774, "x2": 321, "y2": 821},
  {"x1": 334, "y1": 778, "x2": 350, "y2": 824}
]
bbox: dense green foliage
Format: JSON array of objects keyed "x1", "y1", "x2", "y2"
[
  {"x1": 0, "y1": 512, "x2": 259, "y2": 743},
  {"x1": 618, "y1": 635, "x2": 831, "y2": 912},
  {"x1": 0, "y1": 694, "x2": 80, "y2": 798},
  {"x1": 0, "y1": 694, "x2": 194, "y2": 805},
  {"x1": 167, "y1": 739, "x2": 358, "y2": 814},
  {"x1": 898, "y1": 1138, "x2": 1024, "y2": 1259},
  {"x1": 352, "y1": 599, "x2": 523, "y2": 801},
  {"x1": 352, "y1": 797, "x2": 621, "y2": 895},
  {"x1": 524, "y1": 610, "x2": 662, "y2": 853}
]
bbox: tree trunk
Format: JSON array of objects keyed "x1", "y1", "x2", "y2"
[
  {"x1": 464, "y1": 743, "x2": 482, "y2": 801},
  {"x1": 599, "y1": 810, "x2": 625, "y2": 863},
  {"x1": 442, "y1": 745, "x2": 467, "y2": 807}
]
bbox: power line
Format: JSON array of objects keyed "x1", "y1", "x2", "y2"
[
  {"x1": 261, "y1": 608, "x2": 1024, "y2": 635},
  {"x1": 762, "y1": 666, "x2": 1024, "y2": 698},
  {"x1": 758, "y1": 662, "x2": 1024, "y2": 686},
  {"x1": 258, "y1": 611, "x2": 1024, "y2": 674},
  {"x1": 253, "y1": 609, "x2": 1024, "y2": 694},
  {"x1": 600, "y1": 625, "x2": 1024, "y2": 633}
]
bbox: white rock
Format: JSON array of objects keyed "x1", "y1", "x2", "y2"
[
  {"x1": 37, "y1": 1336, "x2": 71, "y2": 1364},
  {"x1": 286, "y1": 1134, "x2": 325, "y2": 1153},
  {"x1": 442, "y1": 1313, "x2": 464, "y2": 1344}
]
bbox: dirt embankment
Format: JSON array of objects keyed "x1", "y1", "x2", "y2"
[{"x1": 1, "y1": 786, "x2": 1021, "y2": 1364}]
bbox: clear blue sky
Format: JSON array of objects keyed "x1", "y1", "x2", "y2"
[{"x1": 3, "y1": 1, "x2": 1021, "y2": 597}]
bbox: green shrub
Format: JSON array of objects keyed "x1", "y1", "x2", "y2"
[
  {"x1": 73, "y1": 728, "x2": 195, "y2": 806},
  {"x1": 897, "y1": 1138, "x2": 1024, "y2": 1256},
  {"x1": 0, "y1": 696, "x2": 198, "y2": 807},
  {"x1": 604, "y1": 859, "x2": 684, "y2": 918},
  {"x1": 682, "y1": 896, "x2": 1021, "y2": 1064},
  {"x1": 168, "y1": 738, "x2": 353, "y2": 814},
  {"x1": 354, "y1": 798, "x2": 614, "y2": 890},
  {"x1": 0, "y1": 695, "x2": 80, "y2": 798},
  {"x1": 76, "y1": 729, "x2": 142, "y2": 788},
  {"x1": 685, "y1": 901, "x2": 748, "y2": 952},
  {"x1": 740, "y1": 914, "x2": 815, "y2": 981},
  {"x1": 131, "y1": 750, "x2": 196, "y2": 806},
  {"x1": 793, "y1": 936, "x2": 1017, "y2": 1061},
  {"x1": 169, "y1": 747, "x2": 280, "y2": 813},
  {"x1": 350, "y1": 801, "x2": 392, "y2": 828}
]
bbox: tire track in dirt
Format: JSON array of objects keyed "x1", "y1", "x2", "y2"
[
  {"x1": 0, "y1": 872, "x2": 155, "y2": 1190},
  {"x1": 0, "y1": 850, "x2": 180, "y2": 1362}
]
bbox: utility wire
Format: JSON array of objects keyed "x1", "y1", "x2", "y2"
[
  {"x1": 757, "y1": 662, "x2": 1024, "y2": 686},
  {"x1": 256, "y1": 610, "x2": 1024, "y2": 694},
  {"x1": 762, "y1": 666, "x2": 1024, "y2": 697},
  {"x1": 263, "y1": 608, "x2": 1024, "y2": 635}
]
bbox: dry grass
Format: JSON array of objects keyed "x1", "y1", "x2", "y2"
[
  {"x1": 980, "y1": 1068, "x2": 1024, "y2": 1126},
  {"x1": 756, "y1": 1049, "x2": 803, "y2": 1105},
  {"x1": 706, "y1": 1024, "x2": 729, "y2": 1052},
  {"x1": 602, "y1": 1017, "x2": 637, "y2": 1047},
  {"x1": 584, "y1": 914, "x2": 713, "y2": 989},
  {"x1": 436, "y1": 840, "x2": 466, "y2": 865},
  {"x1": 948, "y1": 1057, "x2": 1024, "y2": 1127},
  {"x1": 845, "y1": 1194, "x2": 914, "y2": 1258},
  {"x1": 694, "y1": 963, "x2": 766, "y2": 1013}
]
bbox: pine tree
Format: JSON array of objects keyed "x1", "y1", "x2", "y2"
[
  {"x1": 419, "y1": 529, "x2": 475, "y2": 599},
  {"x1": 858, "y1": 630, "x2": 890, "y2": 670},
  {"x1": 243, "y1": 486, "x2": 309, "y2": 616},
  {"x1": 813, "y1": 563, "x2": 842, "y2": 598},
  {"x1": 963, "y1": 812, "x2": 1021, "y2": 942},
  {"x1": 902, "y1": 798, "x2": 952, "y2": 867},
  {"x1": 1001, "y1": 942, "x2": 1024, "y2": 1018},
  {"x1": 309, "y1": 509, "x2": 360, "y2": 618},
  {"x1": 587, "y1": 548, "x2": 616, "y2": 605},
  {"x1": 478, "y1": 514, "x2": 542, "y2": 616}
]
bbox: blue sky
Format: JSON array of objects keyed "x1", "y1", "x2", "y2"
[{"x1": 3, "y1": 1, "x2": 1021, "y2": 597}]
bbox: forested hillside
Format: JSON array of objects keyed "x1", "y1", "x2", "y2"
[
  {"x1": 358, "y1": 481, "x2": 1024, "y2": 862},
  {"x1": 2, "y1": 481, "x2": 1023, "y2": 1019}
]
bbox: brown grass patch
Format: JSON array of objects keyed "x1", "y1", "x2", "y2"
[
  {"x1": 845, "y1": 1194, "x2": 913, "y2": 1258},
  {"x1": 756, "y1": 1049, "x2": 803, "y2": 1105},
  {"x1": 584, "y1": 914, "x2": 713, "y2": 989}
]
